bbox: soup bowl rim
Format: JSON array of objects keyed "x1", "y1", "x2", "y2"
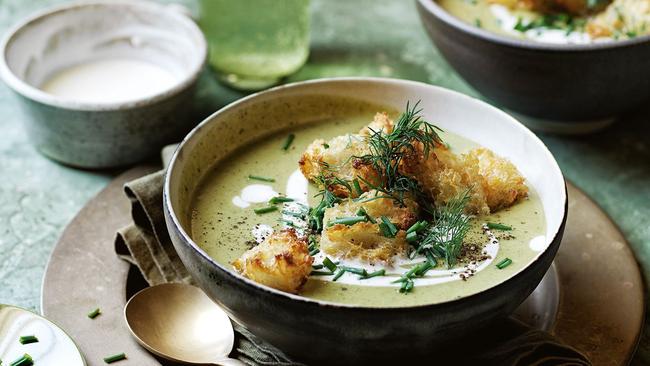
[
  {"x1": 164, "y1": 76, "x2": 568, "y2": 310},
  {"x1": 416, "y1": 0, "x2": 650, "y2": 52}
]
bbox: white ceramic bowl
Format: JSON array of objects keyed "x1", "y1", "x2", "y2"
[{"x1": 0, "y1": 0, "x2": 206, "y2": 168}]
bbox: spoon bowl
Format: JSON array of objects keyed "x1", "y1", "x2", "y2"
[{"x1": 124, "y1": 283, "x2": 244, "y2": 365}]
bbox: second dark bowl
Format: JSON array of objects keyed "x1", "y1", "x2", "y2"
[{"x1": 416, "y1": 0, "x2": 650, "y2": 130}]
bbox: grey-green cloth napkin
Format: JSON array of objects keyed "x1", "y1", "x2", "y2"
[{"x1": 114, "y1": 149, "x2": 591, "y2": 366}]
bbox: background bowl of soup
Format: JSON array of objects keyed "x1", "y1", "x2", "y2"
[
  {"x1": 415, "y1": 0, "x2": 650, "y2": 133},
  {"x1": 164, "y1": 77, "x2": 567, "y2": 364}
]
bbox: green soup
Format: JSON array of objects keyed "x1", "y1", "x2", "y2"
[{"x1": 190, "y1": 106, "x2": 546, "y2": 307}]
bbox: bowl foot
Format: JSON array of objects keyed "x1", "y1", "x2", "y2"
[{"x1": 508, "y1": 110, "x2": 616, "y2": 135}]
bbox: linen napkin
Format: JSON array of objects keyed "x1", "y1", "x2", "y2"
[{"x1": 115, "y1": 147, "x2": 591, "y2": 366}]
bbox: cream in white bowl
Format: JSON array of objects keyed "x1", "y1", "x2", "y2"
[{"x1": 0, "y1": 0, "x2": 207, "y2": 168}]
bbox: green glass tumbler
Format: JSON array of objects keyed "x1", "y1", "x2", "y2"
[{"x1": 199, "y1": 0, "x2": 310, "y2": 91}]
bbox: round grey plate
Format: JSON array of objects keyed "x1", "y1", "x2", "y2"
[{"x1": 41, "y1": 166, "x2": 644, "y2": 365}]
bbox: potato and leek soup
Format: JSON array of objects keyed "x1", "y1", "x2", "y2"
[
  {"x1": 438, "y1": 0, "x2": 650, "y2": 44},
  {"x1": 190, "y1": 101, "x2": 546, "y2": 307}
]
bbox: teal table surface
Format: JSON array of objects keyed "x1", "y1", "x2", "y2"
[{"x1": 1, "y1": 0, "x2": 648, "y2": 363}]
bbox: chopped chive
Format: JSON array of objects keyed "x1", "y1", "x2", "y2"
[
  {"x1": 322, "y1": 143, "x2": 330, "y2": 149},
  {"x1": 355, "y1": 207, "x2": 376, "y2": 224},
  {"x1": 406, "y1": 231, "x2": 418, "y2": 243},
  {"x1": 312, "y1": 264, "x2": 324, "y2": 270},
  {"x1": 406, "y1": 220, "x2": 427, "y2": 234},
  {"x1": 254, "y1": 206, "x2": 278, "y2": 215},
  {"x1": 103, "y1": 353, "x2": 127, "y2": 364},
  {"x1": 322, "y1": 257, "x2": 338, "y2": 273},
  {"x1": 399, "y1": 279, "x2": 414, "y2": 293},
  {"x1": 269, "y1": 196, "x2": 294, "y2": 204},
  {"x1": 281, "y1": 210, "x2": 304, "y2": 218},
  {"x1": 352, "y1": 179, "x2": 363, "y2": 195},
  {"x1": 310, "y1": 270, "x2": 334, "y2": 276},
  {"x1": 282, "y1": 133, "x2": 295, "y2": 151},
  {"x1": 415, "y1": 262, "x2": 434, "y2": 276},
  {"x1": 379, "y1": 216, "x2": 398, "y2": 237},
  {"x1": 496, "y1": 258, "x2": 513, "y2": 269},
  {"x1": 340, "y1": 266, "x2": 367, "y2": 276},
  {"x1": 361, "y1": 269, "x2": 385, "y2": 279},
  {"x1": 327, "y1": 216, "x2": 367, "y2": 227},
  {"x1": 487, "y1": 222, "x2": 512, "y2": 231},
  {"x1": 309, "y1": 248, "x2": 320, "y2": 256},
  {"x1": 248, "y1": 175, "x2": 275, "y2": 182},
  {"x1": 332, "y1": 269, "x2": 345, "y2": 281},
  {"x1": 19, "y1": 335, "x2": 38, "y2": 345},
  {"x1": 9, "y1": 354, "x2": 33, "y2": 366},
  {"x1": 87, "y1": 307, "x2": 101, "y2": 319}
]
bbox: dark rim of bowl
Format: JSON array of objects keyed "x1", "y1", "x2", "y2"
[
  {"x1": 0, "y1": 0, "x2": 207, "y2": 112},
  {"x1": 416, "y1": 0, "x2": 650, "y2": 52},
  {"x1": 163, "y1": 77, "x2": 569, "y2": 310}
]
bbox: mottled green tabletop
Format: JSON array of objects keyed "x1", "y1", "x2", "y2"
[{"x1": 0, "y1": 0, "x2": 648, "y2": 363}]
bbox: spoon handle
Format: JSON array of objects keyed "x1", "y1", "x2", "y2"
[{"x1": 213, "y1": 357, "x2": 247, "y2": 366}]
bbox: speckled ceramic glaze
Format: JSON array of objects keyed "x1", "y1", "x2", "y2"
[
  {"x1": 163, "y1": 78, "x2": 568, "y2": 364},
  {"x1": 0, "y1": 1, "x2": 206, "y2": 168},
  {"x1": 415, "y1": 0, "x2": 650, "y2": 133}
]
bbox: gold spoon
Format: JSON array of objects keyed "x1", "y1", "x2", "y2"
[{"x1": 124, "y1": 283, "x2": 245, "y2": 366}]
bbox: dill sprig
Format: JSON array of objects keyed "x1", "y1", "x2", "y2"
[
  {"x1": 356, "y1": 101, "x2": 443, "y2": 212},
  {"x1": 417, "y1": 189, "x2": 473, "y2": 268}
]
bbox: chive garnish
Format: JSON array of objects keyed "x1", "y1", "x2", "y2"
[
  {"x1": 355, "y1": 207, "x2": 376, "y2": 224},
  {"x1": 9, "y1": 354, "x2": 32, "y2": 366},
  {"x1": 311, "y1": 270, "x2": 334, "y2": 276},
  {"x1": 248, "y1": 175, "x2": 275, "y2": 182},
  {"x1": 361, "y1": 269, "x2": 386, "y2": 279},
  {"x1": 312, "y1": 264, "x2": 323, "y2": 270},
  {"x1": 332, "y1": 269, "x2": 345, "y2": 281},
  {"x1": 340, "y1": 266, "x2": 368, "y2": 277},
  {"x1": 379, "y1": 216, "x2": 398, "y2": 237},
  {"x1": 487, "y1": 222, "x2": 512, "y2": 231},
  {"x1": 19, "y1": 335, "x2": 38, "y2": 345},
  {"x1": 327, "y1": 216, "x2": 367, "y2": 227},
  {"x1": 406, "y1": 231, "x2": 418, "y2": 243},
  {"x1": 352, "y1": 179, "x2": 363, "y2": 196},
  {"x1": 103, "y1": 353, "x2": 127, "y2": 364},
  {"x1": 87, "y1": 308, "x2": 101, "y2": 319},
  {"x1": 496, "y1": 258, "x2": 513, "y2": 269},
  {"x1": 269, "y1": 196, "x2": 294, "y2": 204},
  {"x1": 254, "y1": 206, "x2": 278, "y2": 215},
  {"x1": 322, "y1": 257, "x2": 337, "y2": 273},
  {"x1": 399, "y1": 279, "x2": 414, "y2": 293},
  {"x1": 282, "y1": 133, "x2": 295, "y2": 151},
  {"x1": 309, "y1": 248, "x2": 320, "y2": 256}
]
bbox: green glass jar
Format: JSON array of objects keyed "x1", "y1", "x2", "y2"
[{"x1": 199, "y1": 0, "x2": 310, "y2": 90}]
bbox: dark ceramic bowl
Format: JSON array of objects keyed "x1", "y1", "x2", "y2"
[
  {"x1": 164, "y1": 78, "x2": 567, "y2": 364},
  {"x1": 415, "y1": 0, "x2": 650, "y2": 133}
]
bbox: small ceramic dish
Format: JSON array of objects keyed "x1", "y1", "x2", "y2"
[
  {"x1": 0, "y1": 0, "x2": 206, "y2": 168},
  {"x1": 163, "y1": 77, "x2": 567, "y2": 364},
  {"x1": 415, "y1": 0, "x2": 650, "y2": 134}
]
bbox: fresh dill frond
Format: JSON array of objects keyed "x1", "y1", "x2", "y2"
[
  {"x1": 417, "y1": 189, "x2": 473, "y2": 268},
  {"x1": 356, "y1": 101, "x2": 443, "y2": 212}
]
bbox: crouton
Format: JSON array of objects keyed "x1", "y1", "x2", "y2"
[
  {"x1": 319, "y1": 190, "x2": 417, "y2": 263},
  {"x1": 232, "y1": 229, "x2": 313, "y2": 294},
  {"x1": 401, "y1": 145, "x2": 527, "y2": 215},
  {"x1": 321, "y1": 222, "x2": 408, "y2": 264},
  {"x1": 299, "y1": 113, "x2": 395, "y2": 197}
]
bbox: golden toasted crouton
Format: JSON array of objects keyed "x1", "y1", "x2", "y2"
[
  {"x1": 401, "y1": 146, "x2": 527, "y2": 215},
  {"x1": 319, "y1": 190, "x2": 416, "y2": 263},
  {"x1": 327, "y1": 190, "x2": 419, "y2": 230},
  {"x1": 299, "y1": 113, "x2": 395, "y2": 197},
  {"x1": 232, "y1": 229, "x2": 313, "y2": 294},
  {"x1": 321, "y1": 222, "x2": 408, "y2": 264}
]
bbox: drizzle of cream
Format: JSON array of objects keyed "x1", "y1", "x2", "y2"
[
  {"x1": 286, "y1": 169, "x2": 309, "y2": 204},
  {"x1": 489, "y1": 4, "x2": 594, "y2": 44},
  {"x1": 311, "y1": 231, "x2": 499, "y2": 287},
  {"x1": 252, "y1": 224, "x2": 274, "y2": 244},
  {"x1": 529, "y1": 235, "x2": 547, "y2": 252},
  {"x1": 232, "y1": 184, "x2": 278, "y2": 208}
]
